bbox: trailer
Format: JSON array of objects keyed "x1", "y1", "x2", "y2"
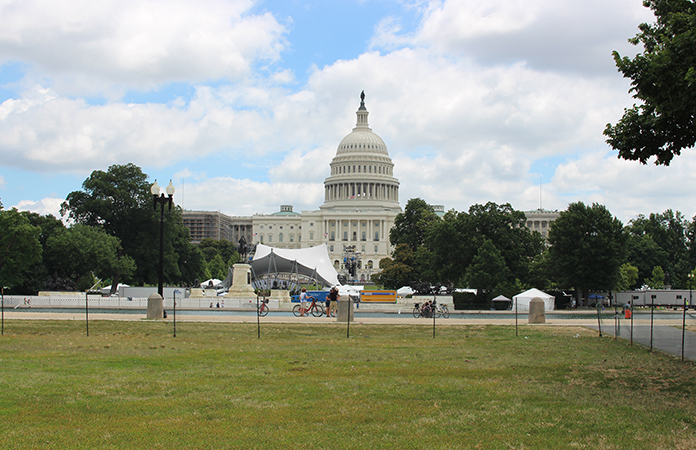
[{"x1": 615, "y1": 290, "x2": 692, "y2": 308}]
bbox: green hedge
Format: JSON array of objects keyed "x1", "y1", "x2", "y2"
[{"x1": 452, "y1": 291, "x2": 490, "y2": 310}]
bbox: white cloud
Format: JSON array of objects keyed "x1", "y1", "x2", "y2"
[
  {"x1": 3, "y1": 0, "x2": 691, "y2": 228},
  {"x1": 0, "y1": 0, "x2": 288, "y2": 91},
  {"x1": 378, "y1": 0, "x2": 654, "y2": 74},
  {"x1": 178, "y1": 176, "x2": 323, "y2": 217},
  {"x1": 13, "y1": 197, "x2": 63, "y2": 218}
]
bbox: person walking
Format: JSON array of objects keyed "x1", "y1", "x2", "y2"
[{"x1": 623, "y1": 300, "x2": 632, "y2": 319}]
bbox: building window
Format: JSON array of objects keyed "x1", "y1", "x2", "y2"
[
  {"x1": 374, "y1": 231, "x2": 379, "y2": 241},
  {"x1": 289, "y1": 234, "x2": 294, "y2": 242},
  {"x1": 374, "y1": 245, "x2": 378, "y2": 253},
  {"x1": 352, "y1": 231, "x2": 357, "y2": 241},
  {"x1": 361, "y1": 231, "x2": 366, "y2": 241},
  {"x1": 361, "y1": 245, "x2": 366, "y2": 252},
  {"x1": 279, "y1": 233, "x2": 283, "y2": 242},
  {"x1": 343, "y1": 231, "x2": 348, "y2": 241},
  {"x1": 367, "y1": 260, "x2": 373, "y2": 269},
  {"x1": 330, "y1": 245, "x2": 334, "y2": 252},
  {"x1": 260, "y1": 234, "x2": 264, "y2": 243},
  {"x1": 331, "y1": 231, "x2": 335, "y2": 241},
  {"x1": 309, "y1": 231, "x2": 314, "y2": 240},
  {"x1": 268, "y1": 234, "x2": 273, "y2": 242}
]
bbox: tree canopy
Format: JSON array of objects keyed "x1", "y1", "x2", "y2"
[
  {"x1": 547, "y1": 202, "x2": 626, "y2": 296},
  {"x1": 61, "y1": 163, "x2": 203, "y2": 289},
  {"x1": 605, "y1": 0, "x2": 696, "y2": 165},
  {"x1": 0, "y1": 208, "x2": 42, "y2": 289}
]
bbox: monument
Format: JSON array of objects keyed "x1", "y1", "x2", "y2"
[{"x1": 225, "y1": 264, "x2": 256, "y2": 299}]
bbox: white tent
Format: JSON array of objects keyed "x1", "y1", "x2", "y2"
[
  {"x1": 513, "y1": 288, "x2": 555, "y2": 311},
  {"x1": 397, "y1": 286, "x2": 415, "y2": 296},
  {"x1": 200, "y1": 278, "x2": 222, "y2": 288},
  {"x1": 99, "y1": 283, "x2": 129, "y2": 295},
  {"x1": 251, "y1": 244, "x2": 340, "y2": 287}
]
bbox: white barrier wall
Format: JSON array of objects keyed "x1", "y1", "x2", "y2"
[{"x1": 0, "y1": 295, "x2": 274, "y2": 310}]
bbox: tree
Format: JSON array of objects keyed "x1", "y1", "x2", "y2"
[
  {"x1": 618, "y1": 263, "x2": 640, "y2": 291},
  {"x1": 206, "y1": 254, "x2": 227, "y2": 281},
  {"x1": 423, "y1": 202, "x2": 544, "y2": 288},
  {"x1": 44, "y1": 224, "x2": 135, "y2": 291},
  {"x1": 647, "y1": 265, "x2": 666, "y2": 289},
  {"x1": 463, "y1": 239, "x2": 510, "y2": 298},
  {"x1": 547, "y1": 202, "x2": 626, "y2": 300},
  {"x1": 390, "y1": 198, "x2": 439, "y2": 251},
  {"x1": 199, "y1": 239, "x2": 239, "y2": 265},
  {"x1": 371, "y1": 244, "x2": 416, "y2": 289},
  {"x1": 61, "y1": 164, "x2": 197, "y2": 289},
  {"x1": 12, "y1": 212, "x2": 65, "y2": 294},
  {"x1": 604, "y1": 0, "x2": 696, "y2": 165},
  {"x1": 624, "y1": 210, "x2": 689, "y2": 287},
  {"x1": 0, "y1": 208, "x2": 42, "y2": 290}
]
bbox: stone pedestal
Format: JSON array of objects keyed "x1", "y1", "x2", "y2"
[
  {"x1": 528, "y1": 297, "x2": 546, "y2": 324},
  {"x1": 189, "y1": 288, "x2": 205, "y2": 298},
  {"x1": 147, "y1": 293, "x2": 164, "y2": 319},
  {"x1": 269, "y1": 289, "x2": 291, "y2": 304},
  {"x1": 225, "y1": 264, "x2": 256, "y2": 299},
  {"x1": 337, "y1": 299, "x2": 354, "y2": 322}
]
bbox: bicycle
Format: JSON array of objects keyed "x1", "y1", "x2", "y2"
[
  {"x1": 437, "y1": 303, "x2": 450, "y2": 319},
  {"x1": 413, "y1": 301, "x2": 450, "y2": 319},
  {"x1": 292, "y1": 296, "x2": 325, "y2": 317},
  {"x1": 257, "y1": 297, "x2": 269, "y2": 317}
]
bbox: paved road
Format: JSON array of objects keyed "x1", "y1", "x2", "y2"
[{"x1": 589, "y1": 317, "x2": 696, "y2": 361}]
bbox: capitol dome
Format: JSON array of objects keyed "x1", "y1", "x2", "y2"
[
  {"x1": 321, "y1": 92, "x2": 400, "y2": 210},
  {"x1": 335, "y1": 103, "x2": 389, "y2": 155}
]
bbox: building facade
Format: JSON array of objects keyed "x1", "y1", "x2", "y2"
[
  {"x1": 523, "y1": 209, "x2": 560, "y2": 239},
  {"x1": 252, "y1": 94, "x2": 402, "y2": 282},
  {"x1": 182, "y1": 210, "x2": 252, "y2": 245}
]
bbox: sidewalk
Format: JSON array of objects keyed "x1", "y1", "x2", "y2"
[{"x1": 589, "y1": 319, "x2": 696, "y2": 361}]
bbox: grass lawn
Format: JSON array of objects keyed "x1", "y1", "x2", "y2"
[{"x1": 0, "y1": 320, "x2": 695, "y2": 449}]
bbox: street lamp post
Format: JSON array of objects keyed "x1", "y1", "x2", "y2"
[{"x1": 151, "y1": 180, "x2": 175, "y2": 297}]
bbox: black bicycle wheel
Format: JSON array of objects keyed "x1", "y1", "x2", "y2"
[
  {"x1": 412, "y1": 307, "x2": 420, "y2": 318},
  {"x1": 258, "y1": 304, "x2": 269, "y2": 317},
  {"x1": 311, "y1": 303, "x2": 325, "y2": 317},
  {"x1": 441, "y1": 305, "x2": 450, "y2": 319},
  {"x1": 292, "y1": 304, "x2": 302, "y2": 317}
]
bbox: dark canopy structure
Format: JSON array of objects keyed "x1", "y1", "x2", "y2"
[{"x1": 250, "y1": 244, "x2": 340, "y2": 288}]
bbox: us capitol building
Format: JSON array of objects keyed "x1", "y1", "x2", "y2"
[
  {"x1": 183, "y1": 93, "x2": 404, "y2": 282},
  {"x1": 182, "y1": 93, "x2": 560, "y2": 282}
]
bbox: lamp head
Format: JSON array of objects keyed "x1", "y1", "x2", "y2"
[
  {"x1": 151, "y1": 180, "x2": 161, "y2": 196},
  {"x1": 166, "y1": 180, "x2": 175, "y2": 197}
]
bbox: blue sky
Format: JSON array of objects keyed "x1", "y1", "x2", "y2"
[{"x1": 0, "y1": 0, "x2": 691, "y2": 224}]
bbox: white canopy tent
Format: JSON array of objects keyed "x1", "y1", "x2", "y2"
[
  {"x1": 513, "y1": 288, "x2": 555, "y2": 311},
  {"x1": 250, "y1": 244, "x2": 340, "y2": 288}
]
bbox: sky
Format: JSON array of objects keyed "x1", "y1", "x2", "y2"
[{"x1": 0, "y1": 0, "x2": 691, "y2": 225}]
